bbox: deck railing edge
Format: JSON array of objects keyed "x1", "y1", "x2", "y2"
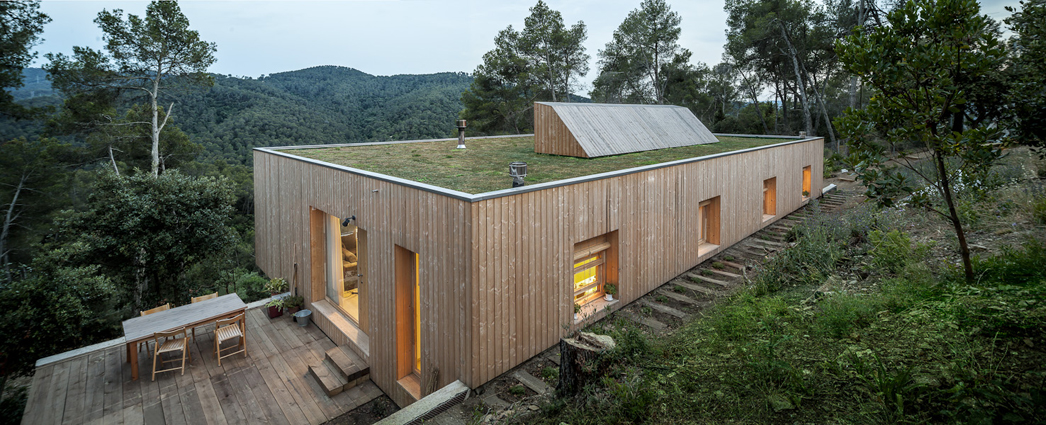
[{"x1": 34, "y1": 292, "x2": 291, "y2": 368}]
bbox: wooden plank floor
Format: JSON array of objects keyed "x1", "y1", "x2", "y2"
[{"x1": 22, "y1": 307, "x2": 383, "y2": 425}]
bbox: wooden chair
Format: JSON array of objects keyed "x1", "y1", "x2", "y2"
[
  {"x1": 151, "y1": 327, "x2": 190, "y2": 381},
  {"x1": 141, "y1": 303, "x2": 171, "y2": 317},
  {"x1": 191, "y1": 292, "x2": 218, "y2": 303},
  {"x1": 215, "y1": 313, "x2": 247, "y2": 366},
  {"x1": 190, "y1": 292, "x2": 219, "y2": 341},
  {"x1": 139, "y1": 303, "x2": 172, "y2": 354}
]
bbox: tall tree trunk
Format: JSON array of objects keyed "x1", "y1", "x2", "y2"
[
  {"x1": 779, "y1": 22, "x2": 814, "y2": 136},
  {"x1": 1, "y1": 175, "x2": 27, "y2": 274},
  {"x1": 738, "y1": 69, "x2": 770, "y2": 134},
  {"x1": 108, "y1": 145, "x2": 120, "y2": 176},
  {"x1": 150, "y1": 75, "x2": 160, "y2": 177},
  {"x1": 849, "y1": 76, "x2": 857, "y2": 109},
  {"x1": 809, "y1": 71, "x2": 839, "y2": 149},
  {"x1": 935, "y1": 152, "x2": 974, "y2": 282}
]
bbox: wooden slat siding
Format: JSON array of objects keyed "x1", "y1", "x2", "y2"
[
  {"x1": 534, "y1": 102, "x2": 586, "y2": 158},
  {"x1": 252, "y1": 138, "x2": 823, "y2": 402},
  {"x1": 254, "y1": 150, "x2": 472, "y2": 406},
  {"x1": 462, "y1": 138, "x2": 824, "y2": 384},
  {"x1": 536, "y1": 102, "x2": 718, "y2": 158}
]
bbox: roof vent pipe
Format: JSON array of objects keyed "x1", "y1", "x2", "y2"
[
  {"x1": 456, "y1": 120, "x2": 467, "y2": 149},
  {"x1": 509, "y1": 162, "x2": 527, "y2": 188}
]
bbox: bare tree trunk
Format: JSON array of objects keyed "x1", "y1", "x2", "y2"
[
  {"x1": 779, "y1": 22, "x2": 814, "y2": 136},
  {"x1": 150, "y1": 76, "x2": 160, "y2": 177},
  {"x1": 1, "y1": 175, "x2": 27, "y2": 274},
  {"x1": 935, "y1": 152, "x2": 974, "y2": 282},
  {"x1": 810, "y1": 72, "x2": 839, "y2": 150},
  {"x1": 739, "y1": 69, "x2": 770, "y2": 134},
  {"x1": 108, "y1": 145, "x2": 120, "y2": 177}
]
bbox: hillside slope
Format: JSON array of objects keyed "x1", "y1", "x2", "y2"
[{"x1": 2, "y1": 66, "x2": 474, "y2": 164}]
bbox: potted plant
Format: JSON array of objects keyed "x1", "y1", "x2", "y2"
[
  {"x1": 573, "y1": 303, "x2": 582, "y2": 321},
  {"x1": 284, "y1": 295, "x2": 305, "y2": 316},
  {"x1": 802, "y1": 190, "x2": 810, "y2": 198},
  {"x1": 265, "y1": 297, "x2": 284, "y2": 318},
  {"x1": 604, "y1": 283, "x2": 617, "y2": 302},
  {"x1": 264, "y1": 277, "x2": 289, "y2": 318}
]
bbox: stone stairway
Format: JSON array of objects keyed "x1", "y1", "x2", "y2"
[
  {"x1": 622, "y1": 189, "x2": 856, "y2": 333},
  {"x1": 308, "y1": 346, "x2": 370, "y2": 397}
]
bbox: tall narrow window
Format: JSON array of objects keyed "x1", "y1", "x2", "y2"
[
  {"x1": 763, "y1": 177, "x2": 777, "y2": 221},
  {"x1": 802, "y1": 166, "x2": 812, "y2": 200},
  {"x1": 325, "y1": 215, "x2": 367, "y2": 325},
  {"x1": 395, "y1": 245, "x2": 421, "y2": 398},
  {"x1": 698, "y1": 196, "x2": 721, "y2": 250}
]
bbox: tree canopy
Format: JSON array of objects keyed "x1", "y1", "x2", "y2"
[
  {"x1": 45, "y1": 0, "x2": 216, "y2": 177},
  {"x1": 51, "y1": 171, "x2": 237, "y2": 312},
  {"x1": 836, "y1": 0, "x2": 1007, "y2": 281},
  {"x1": 461, "y1": 1, "x2": 588, "y2": 135},
  {"x1": 592, "y1": 0, "x2": 684, "y2": 104},
  {"x1": 0, "y1": 0, "x2": 50, "y2": 118}
]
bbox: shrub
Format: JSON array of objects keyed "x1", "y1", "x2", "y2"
[
  {"x1": 867, "y1": 229, "x2": 930, "y2": 275},
  {"x1": 509, "y1": 384, "x2": 526, "y2": 396},
  {"x1": 707, "y1": 292, "x2": 791, "y2": 341},
  {"x1": 814, "y1": 294, "x2": 880, "y2": 338},
  {"x1": 1033, "y1": 196, "x2": 1046, "y2": 226}
]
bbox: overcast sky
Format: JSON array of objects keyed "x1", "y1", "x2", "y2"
[{"x1": 31, "y1": 0, "x2": 1021, "y2": 96}]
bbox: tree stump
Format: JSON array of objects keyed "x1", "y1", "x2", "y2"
[{"x1": 556, "y1": 332, "x2": 616, "y2": 396}]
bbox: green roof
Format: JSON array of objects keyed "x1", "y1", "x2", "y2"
[{"x1": 284, "y1": 135, "x2": 795, "y2": 194}]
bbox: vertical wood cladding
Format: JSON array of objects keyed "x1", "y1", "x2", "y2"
[
  {"x1": 534, "y1": 102, "x2": 587, "y2": 157},
  {"x1": 254, "y1": 138, "x2": 824, "y2": 405}
]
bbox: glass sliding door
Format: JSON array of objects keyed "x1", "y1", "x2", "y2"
[{"x1": 325, "y1": 214, "x2": 367, "y2": 326}]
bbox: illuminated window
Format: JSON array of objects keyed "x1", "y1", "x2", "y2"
[
  {"x1": 698, "y1": 196, "x2": 721, "y2": 247},
  {"x1": 802, "y1": 166, "x2": 812, "y2": 199},
  {"x1": 572, "y1": 235, "x2": 612, "y2": 306},
  {"x1": 763, "y1": 177, "x2": 777, "y2": 221},
  {"x1": 325, "y1": 215, "x2": 367, "y2": 325}
]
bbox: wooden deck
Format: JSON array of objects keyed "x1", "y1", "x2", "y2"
[{"x1": 21, "y1": 307, "x2": 382, "y2": 425}]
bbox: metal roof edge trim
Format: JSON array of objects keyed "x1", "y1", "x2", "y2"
[
  {"x1": 255, "y1": 136, "x2": 824, "y2": 203},
  {"x1": 267, "y1": 133, "x2": 534, "y2": 151}
]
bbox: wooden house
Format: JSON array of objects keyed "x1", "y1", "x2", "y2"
[{"x1": 253, "y1": 103, "x2": 825, "y2": 407}]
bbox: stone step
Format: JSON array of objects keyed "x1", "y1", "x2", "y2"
[
  {"x1": 637, "y1": 298, "x2": 686, "y2": 318},
  {"x1": 309, "y1": 359, "x2": 348, "y2": 397},
  {"x1": 751, "y1": 238, "x2": 786, "y2": 248},
  {"x1": 719, "y1": 260, "x2": 746, "y2": 271},
  {"x1": 688, "y1": 273, "x2": 731, "y2": 289},
  {"x1": 512, "y1": 370, "x2": 551, "y2": 394},
  {"x1": 673, "y1": 280, "x2": 724, "y2": 297},
  {"x1": 622, "y1": 310, "x2": 667, "y2": 331},
  {"x1": 706, "y1": 268, "x2": 741, "y2": 279},
  {"x1": 744, "y1": 247, "x2": 770, "y2": 259},
  {"x1": 652, "y1": 286, "x2": 711, "y2": 307}
]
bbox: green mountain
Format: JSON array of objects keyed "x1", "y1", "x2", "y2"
[{"x1": 2, "y1": 66, "x2": 474, "y2": 164}]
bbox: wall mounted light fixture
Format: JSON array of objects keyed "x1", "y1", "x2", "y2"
[{"x1": 341, "y1": 215, "x2": 356, "y2": 227}]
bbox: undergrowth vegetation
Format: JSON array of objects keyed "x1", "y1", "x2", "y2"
[{"x1": 518, "y1": 150, "x2": 1046, "y2": 424}]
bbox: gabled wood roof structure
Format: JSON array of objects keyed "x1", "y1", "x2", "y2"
[{"x1": 534, "y1": 102, "x2": 718, "y2": 158}]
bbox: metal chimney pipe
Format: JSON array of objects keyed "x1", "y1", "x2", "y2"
[
  {"x1": 456, "y1": 120, "x2": 467, "y2": 149},
  {"x1": 509, "y1": 162, "x2": 527, "y2": 187}
]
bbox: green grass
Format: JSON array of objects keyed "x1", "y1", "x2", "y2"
[{"x1": 286, "y1": 135, "x2": 792, "y2": 194}]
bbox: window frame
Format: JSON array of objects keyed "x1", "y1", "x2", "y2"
[
  {"x1": 572, "y1": 236, "x2": 613, "y2": 307},
  {"x1": 802, "y1": 165, "x2": 812, "y2": 200}
]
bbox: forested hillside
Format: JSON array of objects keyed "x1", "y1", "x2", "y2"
[{"x1": 2, "y1": 66, "x2": 474, "y2": 164}]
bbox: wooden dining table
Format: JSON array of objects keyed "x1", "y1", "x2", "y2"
[{"x1": 122, "y1": 294, "x2": 248, "y2": 380}]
